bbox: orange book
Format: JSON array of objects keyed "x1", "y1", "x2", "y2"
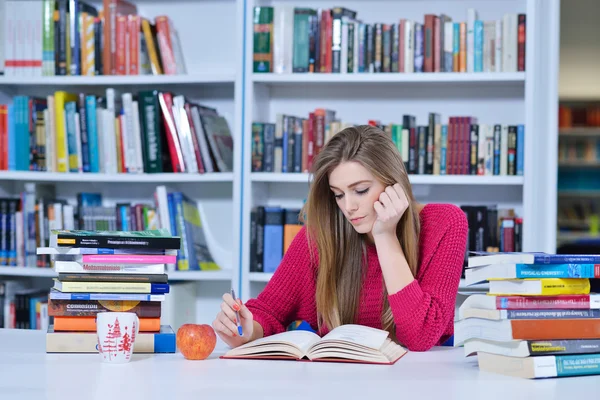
[
  {"x1": 54, "y1": 316, "x2": 160, "y2": 332},
  {"x1": 102, "y1": 0, "x2": 137, "y2": 75},
  {"x1": 510, "y1": 319, "x2": 600, "y2": 341},
  {"x1": 283, "y1": 209, "x2": 302, "y2": 254},
  {"x1": 115, "y1": 15, "x2": 128, "y2": 75},
  {"x1": 459, "y1": 22, "x2": 466, "y2": 72},
  {"x1": 128, "y1": 15, "x2": 141, "y2": 75},
  {"x1": 155, "y1": 16, "x2": 176, "y2": 75}
]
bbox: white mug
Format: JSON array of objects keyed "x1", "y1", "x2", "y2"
[{"x1": 96, "y1": 312, "x2": 140, "y2": 364}]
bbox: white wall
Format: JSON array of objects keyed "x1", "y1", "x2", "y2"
[{"x1": 559, "y1": 0, "x2": 600, "y2": 100}]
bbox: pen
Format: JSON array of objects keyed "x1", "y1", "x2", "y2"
[{"x1": 231, "y1": 288, "x2": 243, "y2": 336}]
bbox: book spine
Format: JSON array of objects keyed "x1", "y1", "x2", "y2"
[
  {"x1": 82, "y1": 254, "x2": 176, "y2": 264},
  {"x1": 47, "y1": 298, "x2": 162, "y2": 317},
  {"x1": 528, "y1": 339, "x2": 600, "y2": 356},
  {"x1": 514, "y1": 264, "x2": 600, "y2": 279},
  {"x1": 57, "y1": 273, "x2": 168, "y2": 284},
  {"x1": 55, "y1": 233, "x2": 180, "y2": 250},
  {"x1": 495, "y1": 295, "x2": 594, "y2": 310},
  {"x1": 263, "y1": 207, "x2": 284, "y2": 273},
  {"x1": 507, "y1": 309, "x2": 600, "y2": 320},
  {"x1": 555, "y1": 354, "x2": 600, "y2": 377},
  {"x1": 58, "y1": 281, "x2": 169, "y2": 294},
  {"x1": 46, "y1": 328, "x2": 175, "y2": 353},
  {"x1": 49, "y1": 292, "x2": 165, "y2": 301}
]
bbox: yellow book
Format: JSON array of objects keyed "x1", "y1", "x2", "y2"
[
  {"x1": 488, "y1": 278, "x2": 591, "y2": 296},
  {"x1": 141, "y1": 18, "x2": 163, "y2": 75},
  {"x1": 115, "y1": 116, "x2": 122, "y2": 172},
  {"x1": 53, "y1": 279, "x2": 164, "y2": 294},
  {"x1": 54, "y1": 91, "x2": 77, "y2": 172}
]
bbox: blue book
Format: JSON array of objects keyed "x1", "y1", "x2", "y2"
[
  {"x1": 516, "y1": 124, "x2": 524, "y2": 175},
  {"x1": 7, "y1": 103, "x2": 15, "y2": 170},
  {"x1": 474, "y1": 20, "x2": 483, "y2": 72},
  {"x1": 469, "y1": 251, "x2": 600, "y2": 268},
  {"x1": 49, "y1": 289, "x2": 166, "y2": 302},
  {"x1": 65, "y1": 101, "x2": 79, "y2": 172},
  {"x1": 440, "y1": 125, "x2": 447, "y2": 175},
  {"x1": 85, "y1": 95, "x2": 99, "y2": 172},
  {"x1": 479, "y1": 352, "x2": 600, "y2": 378},
  {"x1": 263, "y1": 207, "x2": 284, "y2": 273}
]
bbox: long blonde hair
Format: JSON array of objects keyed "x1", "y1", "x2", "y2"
[{"x1": 301, "y1": 125, "x2": 421, "y2": 339}]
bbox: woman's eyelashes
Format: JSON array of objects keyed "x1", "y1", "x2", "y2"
[{"x1": 333, "y1": 188, "x2": 369, "y2": 199}]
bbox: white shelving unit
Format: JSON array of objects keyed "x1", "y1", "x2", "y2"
[
  {"x1": 0, "y1": 0, "x2": 244, "y2": 326},
  {"x1": 0, "y1": 0, "x2": 561, "y2": 325},
  {"x1": 239, "y1": 0, "x2": 560, "y2": 300}
]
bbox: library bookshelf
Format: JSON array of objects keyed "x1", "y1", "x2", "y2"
[
  {"x1": 0, "y1": 0, "x2": 244, "y2": 327},
  {"x1": 239, "y1": 0, "x2": 560, "y2": 300},
  {"x1": 0, "y1": 0, "x2": 560, "y2": 329}
]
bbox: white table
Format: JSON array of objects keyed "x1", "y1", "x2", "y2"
[{"x1": 0, "y1": 328, "x2": 597, "y2": 400}]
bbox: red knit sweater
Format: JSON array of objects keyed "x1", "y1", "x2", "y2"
[{"x1": 245, "y1": 203, "x2": 468, "y2": 351}]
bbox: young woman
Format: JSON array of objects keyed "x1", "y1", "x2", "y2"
[{"x1": 213, "y1": 125, "x2": 468, "y2": 351}]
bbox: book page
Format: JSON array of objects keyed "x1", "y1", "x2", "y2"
[
  {"x1": 226, "y1": 330, "x2": 321, "y2": 357},
  {"x1": 318, "y1": 324, "x2": 390, "y2": 350}
]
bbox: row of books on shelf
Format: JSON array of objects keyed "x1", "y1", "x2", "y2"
[
  {"x1": 460, "y1": 205, "x2": 522, "y2": 278},
  {"x1": 1, "y1": 0, "x2": 185, "y2": 77},
  {"x1": 559, "y1": 103, "x2": 600, "y2": 129},
  {"x1": 0, "y1": 183, "x2": 218, "y2": 272},
  {"x1": 248, "y1": 203, "x2": 521, "y2": 274},
  {"x1": 252, "y1": 111, "x2": 524, "y2": 176},
  {"x1": 558, "y1": 137, "x2": 600, "y2": 164},
  {"x1": 457, "y1": 251, "x2": 600, "y2": 379},
  {"x1": 0, "y1": 88, "x2": 233, "y2": 174},
  {"x1": 254, "y1": 6, "x2": 525, "y2": 74}
]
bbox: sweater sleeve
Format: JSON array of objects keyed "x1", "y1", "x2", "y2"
[
  {"x1": 387, "y1": 206, "x2": 468, "y2": 351},
  {"x1": 244, "y1": 226, "x2": 316, "y2": 337}
]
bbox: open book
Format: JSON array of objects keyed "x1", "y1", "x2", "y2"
[{"x1": 221, "y1": 324, "x2": 407, "y2": 365}]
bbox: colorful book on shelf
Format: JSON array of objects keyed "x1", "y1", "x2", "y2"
[
  {"x1": 46, "y1": 324, "x2": 176, "y2": 353},
  {"x1": 221, "y1": 324, "x2": 407, "y2": 365}
]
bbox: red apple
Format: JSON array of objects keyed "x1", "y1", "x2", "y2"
[{"x1": 176, "y1": 324, "x2": 217, "y2": 360}]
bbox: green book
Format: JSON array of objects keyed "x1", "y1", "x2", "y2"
[{"x1": 253, "y1": 7, "x2": 274, "y2": 73}]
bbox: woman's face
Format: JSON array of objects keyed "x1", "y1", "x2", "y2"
[{"x1": 328, "y1": 161, "x2": 387, "y2": 236}]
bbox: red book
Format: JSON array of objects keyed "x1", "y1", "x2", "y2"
[
  {"x1": 518, "y1": 14, "x2": 526, "y2": 71},
  {"x1": 157, "y1": 92, "x2": 185, "y2": 172},
  {"x1": 128, "y1": 15, "x2": 141, "y2": 75}
]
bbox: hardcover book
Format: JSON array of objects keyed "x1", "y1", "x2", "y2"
[
  {"x1": 221, "y1": 324, "x2": 407, "y2": 365},
  {"x1": 50, "y1": 228, "x2": 181, "y2": 250}
]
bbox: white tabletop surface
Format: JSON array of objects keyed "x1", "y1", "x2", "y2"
[{"x1": 1, "y1": 328, "x2": 598, "y2": 400}]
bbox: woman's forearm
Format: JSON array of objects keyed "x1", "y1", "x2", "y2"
[{"x1": 373, "y1": 233, "x2": 415, "y2": 295}]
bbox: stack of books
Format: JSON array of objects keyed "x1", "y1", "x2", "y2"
[
  {"x1": 38, "y1": 229, "x2": 181, "y2": 354},
  {"x1": 454, "y1": 252, "x2": 600, "y2": 379}
]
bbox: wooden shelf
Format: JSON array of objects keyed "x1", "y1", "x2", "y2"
[
  {"x1": 0, "y1": 171, "x2": 234, "y2": 183},
  {"x1": 252, "y1": 72, "x2": 526, "y2": 84},
  {"x1": 251, "y1": 172, "x2": 524, "y2": 186},
  {"x1": 0, "y1": 73, "x2": 236, "y2": 86}
]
